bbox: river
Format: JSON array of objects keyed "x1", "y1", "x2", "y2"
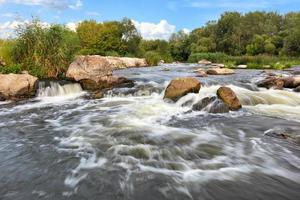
[{"x1": 1, "y1": 64, "x2": 300, "y2": 200}]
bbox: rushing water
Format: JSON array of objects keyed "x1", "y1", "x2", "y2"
[{"x1": 1, "y1": 64, "x2": 300, "y2": 200}]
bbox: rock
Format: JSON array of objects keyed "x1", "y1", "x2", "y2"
[
  {"x1": 79, "y1": 76, "x2": 134, "y2": 90},
  {"x1": 66, "y1": 56, "x2": 141, "y2": 90},
  {"x1": 216, "y1": 87, "x2": 242, "y2": 111},
  {"x1": 206, "y1": 68, "x2": 235, "y2": 75},
  {"x1": 194, "y1": 68, "x2": 207, "y2": 77},
  {"x1": 198, "y1": 59, "x2": 212, "y2": 65},
  {"x1": 264, "y1": 129, "x2": 290, "y2": 139},
  {"x1": 236, "y1": 65, "x2": 247, "y2": 69},
  {"x1": 164, "y1": 77, "x2": 201, "y2": 101},
  {"x1": 192, "y1": 96, "x2": 217, "y2": 111},
  {"x1": 256, "y1": 77, "x2": 284, "y2": 89},
  {"x1": 211, "y1": 63, "x2": 225, "y2": 68},
  {"x1": 280, "y1": 76, "x2": 300, "y2": 88},
  {"x1": 294, "y1": 86, "x2": 300, "y2": 92},
  {"x1": 192, "y1": 96, "x2": 230, "y2": 113},
  {"x1": 158, "y1": 60, "x2": 165, "y2": 65},
  {"x1": 90, "y1": 91, "x2": 104, "y2": 99},
  {"x1": 0, "y1": 73, "x2": 38, "y2": 100},
  {"x1": 161, "y1": 68, "x2": 170, "y2": 72}
]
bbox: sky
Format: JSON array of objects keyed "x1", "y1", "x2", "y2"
[{"x1": 0, "y1": 0, "x2": 300, "y2": 40}]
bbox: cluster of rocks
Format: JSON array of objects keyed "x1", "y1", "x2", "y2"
[
  {"x1": 163, "y1": 77, "x2": 242, "y2": 113},
  {"x1": 0, "y1": 56, "x2": 148, "y2": 101},
  {"x1": 256, "y1": 73, "x2": 300, "y2": 92}
]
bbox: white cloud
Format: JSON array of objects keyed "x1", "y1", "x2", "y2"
[
  {"x1": 86, "y1": 11, "x2": 101, "y2": 17},
  {"x1": 0, "y1": 0, "x2": 82, "y2": 10},
  {"x1": 69, "y1": 0, "x2": 82, "y2": 10},
  {"x1": 0, "y1": 20, "x2": 27, "y2": 38},
  {"x1": 0, "y1": 20, "x2": 52, "y2": 39},
  {"x1": 66, "y1": 22, "x2": 78, "y2": 31},
  {"x1": 133, "y1": 20, "x2": 176, "y2": 41},
  {"x1": 182, "y1": 28, "x2": 190, "y2": 34}
]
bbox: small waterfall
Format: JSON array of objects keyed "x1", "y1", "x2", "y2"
[{"x1": 38, "y1": 81, "x2": 84, "y2": 97}]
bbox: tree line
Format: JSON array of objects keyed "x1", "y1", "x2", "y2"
[{"x1": 0, "y1": 11, "x2": 300, "y2": 78}]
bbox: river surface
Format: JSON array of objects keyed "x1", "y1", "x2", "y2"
[{"x1": 1, "y1": 64, "x2": 300, "y2": 200}]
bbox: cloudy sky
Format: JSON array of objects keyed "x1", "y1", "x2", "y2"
[{"x1": 0, "y1": 0, "x2": 300, "y2": 39}]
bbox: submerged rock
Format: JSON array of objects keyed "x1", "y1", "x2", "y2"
[
  {"x1": 194, "y1": 68, "x2": 208, "y2": 77},
  {"x1": 192, "y1": 96, "x2": 230, "y2": 113},
  {"x1": 66, "y1": 55, "x2": 140, "y2": 90},
  {"x1": 264, "y1": 129, "x2": 290, "y2": 139},
  {"x1": 0, "y1": 73, "x2": 38, "y2": 101},
  {"x1": 164, "y1": 77, "x2": 201, "y2": 102},
  {"x1": 217, "y1": 86, "x2": 242, "y2": 111},
  {"x1": 206, "y1": 68, "x2": 235, "y2": 75},
  {"x1": 294, "y1": 86, "x2": 300, "y2": 92}
]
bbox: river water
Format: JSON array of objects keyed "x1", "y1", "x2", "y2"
[{"x1": 1, "y1": 64, "x2": 300, "y2": 200}]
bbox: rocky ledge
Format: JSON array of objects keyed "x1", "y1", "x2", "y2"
[
  {"x1": 0, "y1": 73, "x2": 38, "y2": 101},
  {"x1": 66, "y1": 56, "x2": 148, "y2": 90}
]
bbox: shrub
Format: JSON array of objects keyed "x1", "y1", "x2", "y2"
[
  {"x1": 144, "y1": 51, "x2": 162, "y2": 66},
  {"x1": 0, "y1": 64, "x2": 22, "y2": 74}
]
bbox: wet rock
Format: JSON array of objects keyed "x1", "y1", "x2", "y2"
[
  {"x1": 194, "y1": 68, "x2": 208, "y2": 77},
  {"x1": 206, "y1": 68, "x2": 235, "y2": 75},
  {"x1": 90, "y1": 91, "x2": 104, "y2": 99},
  {"x1": 80, "y1": 77, "x2": 134, "y2": 90},
  {"x1": 164, "y1": 77, "x2": 201, "y2": 102},
  {"x1": 66, "y1": 55, "x2": 138, "y2": 90},
  {"x1": 256, "y1": 76, "x2": 284, "y2": 89},
  {"x1": 192, "y1": 96, "x2": 217, "y2": 111},
  {"x1": 294, "y1": 86, "x2": 300, "y2": 92},
  {"x1": 0, "y1": 73, "x2": 38, "y2": 101},
  {"x1": 198, "y1": 59, "x2": 212, "y2": 65},
  {"x1": 217, "y1": 86, "x2": 242, "y2": 111},
  {"x1": 281, "y1": 76, "x2": 300, "y2": 88},
  {"x1": 264, "y1": 129, "x2": 290, "y2": 139},
  {"x1": 161, "y1": 68, "x2": 170, "y2": 72},
  {"x1": 192, "y1": 96, "x2": 230, "y2": 113}
]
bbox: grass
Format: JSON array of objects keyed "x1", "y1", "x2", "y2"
[{"x1": 188, "y1": 52, "x2": 300, "y2": 70}]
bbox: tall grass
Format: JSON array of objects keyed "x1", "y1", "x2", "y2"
[{"x1": 11, "y1": 20, "x2": 80, "y2": 78}]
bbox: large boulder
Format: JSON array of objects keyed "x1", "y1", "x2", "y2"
[
  {"x1": 206, "y1": 68, "x2": 235, "y2": 75},
  {"x1": 0, "y1": 73, "x2": 38, "y2": 100},
  {"x1": 217, "y1": 87, "x2": 242, "y2": 111},
  {"x1": 66, "y1": 56, "x2": 144, "y2": 90},
  {"x1": 164, "y1": 77, "x2": 201, "y2": 101}
]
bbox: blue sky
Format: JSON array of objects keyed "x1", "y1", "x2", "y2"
[{"x1": 1, "y1": 0, "x2": 300, "y2": 39}]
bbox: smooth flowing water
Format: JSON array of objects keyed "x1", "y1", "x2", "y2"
[{"x1": 1, "y1": 64, "x2": 300, "y2": 200}]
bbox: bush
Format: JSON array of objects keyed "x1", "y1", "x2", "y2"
[
  {"x1": 0, "y1": 40, "x2": 15, "y2": 66},
  {"x1": 12, "y1": 19, "x2": 80, "y2": 78},
  {"x1": 188, "y1": 52, "x2": 230, "y2": 63},
  {"x1": 144, "y1": 51, "x2": 161, "y2": 66},
  {"x1": 0, "y1": 64, "x2": 22, "y2": 74}
]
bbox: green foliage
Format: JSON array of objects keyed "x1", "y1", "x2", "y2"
[
  {"x1": 144, "y1": 51, "x2": 162, "y2": 66},
  {"x1": 0, "y1": 64, "x2": 22, "y2": 74},
  {"x1": 12, "y1": 19, "x2": 80, "y2": 78},
  {"x1": 188, "y1": 52, "x2": 230, "y2": 63},
  {"x1": 0, "y1": 39, "x2": 15, "y2": 66},
  {"x1": 76, "y1": 18, "x2": 141, "y2": 57}
]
